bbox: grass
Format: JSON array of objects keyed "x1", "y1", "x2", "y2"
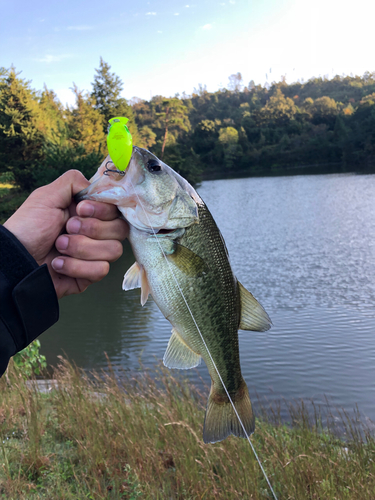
[{"x1": 0, "y1": 359, "x2": 374, "y2": 499}]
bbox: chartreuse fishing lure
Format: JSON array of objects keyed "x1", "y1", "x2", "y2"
[{"x1": 107, "y1": 117, "x2": 133, "y2": 172}]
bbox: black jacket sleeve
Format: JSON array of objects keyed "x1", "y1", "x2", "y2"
[{"x1": 0, "y1": 225, "x2": 59, "y2": 377}]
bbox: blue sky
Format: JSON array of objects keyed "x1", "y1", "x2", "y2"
[{"x1": 1, "y1": 0, "x2": 373, "y2": 107}]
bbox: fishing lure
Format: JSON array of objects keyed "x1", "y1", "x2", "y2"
[{"x1": 106, "y1": 117, "x2": 133, "y2": 172}]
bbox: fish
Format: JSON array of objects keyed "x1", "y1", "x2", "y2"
[{"x1": 75, "y1": 147, "x2": 272, "y2": 443}]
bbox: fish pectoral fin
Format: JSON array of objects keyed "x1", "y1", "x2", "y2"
[
  {"x1": 122, "y1": 262, "x2": 142, "y2": 290},
  {"x1": 163, "y1": 328, "x2": 201, "y2": 369},
  {"x1": 140, "y1": 267, "x2": 150, "y2": 306},
  {"x1": 167, "y1": 243, "x2": 209, "y2": 277},
  {"x1": 238, "y1": 281, "x2": 272, "y2": 331},
  {"x1": 122, "y1": 262, "x2": 150, "y2": 306}
]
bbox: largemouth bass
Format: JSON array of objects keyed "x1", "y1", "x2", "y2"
[{"x1": 76, "y1": 147, "x2": 271, "y2": 443}]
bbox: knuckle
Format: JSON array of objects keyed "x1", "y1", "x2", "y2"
[{"x1": 82, "y1": 218, "x2": 100, "y2": 239}]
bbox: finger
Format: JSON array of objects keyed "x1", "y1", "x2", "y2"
[
  {"x1": 36, "y1": 170, "x2": 90, "y2": 210},
  {"x1": 66, "y1": 216, "x2": 129, "y2": 241},
  {"x1": 55, "y1": 234, "x2": 123, "y2": 262},
  {"x1": 51, "y1": 256, "x2": 110, "y2": 282},
  {"x1": 76, "y1": 200, "x2": 122, "y2": 221}
]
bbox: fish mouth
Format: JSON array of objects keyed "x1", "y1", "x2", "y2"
[
  {"x1": 74, "y1": 187, "x2": 90, "y2": 204},
  {"x1": 157, "y1": 228, "x2": 176, "y2": 234}
]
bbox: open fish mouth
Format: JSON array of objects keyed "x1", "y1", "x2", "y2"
[{"x1": 157, "y1": 228, "x2": 176, "y2": 234}]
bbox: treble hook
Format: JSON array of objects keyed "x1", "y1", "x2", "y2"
[{"x1": 103, "y1": 160, "x2": 126, "y2": 176}]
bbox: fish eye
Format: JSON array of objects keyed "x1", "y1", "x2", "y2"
[{"x1": 147, "y1": 159, "x2": 162, "y2": 172}]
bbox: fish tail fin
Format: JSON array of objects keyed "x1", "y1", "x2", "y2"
[{"x1": 203, "y1": 379, "x2": 255, "y2": 444}]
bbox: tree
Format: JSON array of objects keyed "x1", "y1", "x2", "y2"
[
  {"x1": 91, "y1": 57, "x2": 123, "y2": 123},
  {"x1": 153, "y1": 98, "x2": 190, "y2": 159},
  {"x1": 228, "y1": 73, "x2": 243, "y2": 93},
  {"x1": 218, "y1": 126, "x2": 240, "y2": 169},
  {"x1": 311, "y1": 96, "x2": 338, "y2": 127},
  {"x1": 0, "y1": 68, "x2": 46, "y2": 190},
  {"x1": 67, "y1": 84, "x2": 106, "y2": 154},
  {"x1": 138, "y1": 125, "x2": 157, "y2": 149},
  {"x1": 257, "y1": 89, "x2": 297, "y2": 126},
  {"x1": 91, "y1": 58, "x2": 140, "y2": 142}
]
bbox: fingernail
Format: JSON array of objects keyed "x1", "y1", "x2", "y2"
[
  {"x1": 52, "y1": 258, "x2": 64, "y2": 270},
  {"x1": 78, "y1": 202, "x2": 94, "y2": 217},
  {"x1": 56, "y1": 235, "x2": 69, "y2": 250},
  {"x1": 67, "y1": 218, "x2": 81, "y2": 234}
]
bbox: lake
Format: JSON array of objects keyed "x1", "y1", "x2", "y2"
[{"x1": 40, "y1": 173, "x2": 375, "y2": 422}]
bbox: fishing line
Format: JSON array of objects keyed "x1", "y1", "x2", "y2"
[{"x1": 128, "y1": 177, "x2": 278, "y2": 500}]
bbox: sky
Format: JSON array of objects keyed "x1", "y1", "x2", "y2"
[{"x1": 1, "y1": 0, "x2": 374, "y2": 107}]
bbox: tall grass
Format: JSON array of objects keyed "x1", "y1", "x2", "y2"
[{"x1": 0, "y1": 358, "x2": 374, "y2": 499}]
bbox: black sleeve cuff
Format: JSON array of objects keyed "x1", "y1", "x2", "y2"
[{"x1": 0, "y1": 225, "x2": 59, "y2": 376}]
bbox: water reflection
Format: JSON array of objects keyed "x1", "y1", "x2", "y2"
[{"x1": 40, "y1": 242, "x2": 156, "y2": 370}]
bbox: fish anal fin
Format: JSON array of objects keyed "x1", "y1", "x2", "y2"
[
  {"x1": 238, "y1": 281, "x2": 272, "y2": 332},
  {"x1": 167, "y1": 243, "x2": 209, "y2": 277},
  {"x1": 122, "y1": 262, "x2": 150, "y2": 306},
  {"x1": 163, "y1": 328, "x2": 201, "y2": 369},
  {"x1": 203, "y1": 379, "x2": 255, "y2": 444}
]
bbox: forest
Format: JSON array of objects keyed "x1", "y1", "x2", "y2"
[{"x1": 1, "y1": 59, "x2": 375, "y2": 206}]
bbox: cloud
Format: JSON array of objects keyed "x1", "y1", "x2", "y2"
[
  {"x1": 66, "y1": 25, "x2": 93, "y2": 31},
  {"x1": 229, "y1": 0, "x2": 235, "y2": 3},
  {"x1": 174, "y1": 12, "x2": 179, "y2": 15},
  {"x1": 185, "y1": 4, "x2": 190, "y2": 7},
  {"x1": 34, "y1": 54, "x2": 71, "y2": 63},
  {"x1": 157, "y1": 30, "x2": 162, "y2": 33},
  {"x1": 202, "y1": 24, "x2": 212, "y2": 30},
  {"x1": 146, "y1": 12, "x2": 156, "y2": 15}
]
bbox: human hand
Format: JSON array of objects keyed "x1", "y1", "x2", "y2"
[{"x1": 3, "y1": 170, "x2": 128, "y2": 298}]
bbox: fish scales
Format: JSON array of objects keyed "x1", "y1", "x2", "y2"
[
  {"x1": 75, "y1": 146, "x2": 272, "y2": 443},
  {"x1": 131, "y1": 201, "x2": 243, "y2": 396}
]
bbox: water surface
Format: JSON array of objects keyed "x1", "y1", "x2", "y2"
[{"x1": 41, "y1": 173, "x2": 375, "y2": 421}]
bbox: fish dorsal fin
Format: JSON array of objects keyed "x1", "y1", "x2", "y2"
[
  {"x1": 163, "y1": 328, "x2": 201, "y2": 369},
  {"x1": 122, "y1": 262, "x2": 150, "y2": 306},
  {"x1": 238, "y1": 281, "x2": 272, "y2": 331},
  {"x1": 167, "y1": 243, "x2": 209, "y2": 277}
]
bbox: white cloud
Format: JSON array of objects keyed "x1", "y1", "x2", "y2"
[
  {"x1": 185, "y1": 4, "x2": 190, "y2": 7},
  {"x1": 34, "y1": 54, "x2": 71, "y2": 63},
  {"x1": 146, "y1": 12, "x2": 156, "y2": 15},
  {"x1": 229, "y1": 0, "x2": 235, "y2": 3},
  {"x1": 174, "y1": 12, "x2": 179, "y2": 16},
  {"x1": 157, "y1": 30, "x2": 162, "y2": 33},
  {"x1": 202, "y1": 24, "x2": 212, "y2": 30},
  {"x1": 66, "y1": 25, "x2": 93, "y2": 31}
]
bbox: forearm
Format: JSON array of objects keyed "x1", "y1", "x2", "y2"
[{"x1": 0, "y1": 225, "x2": 59, "y2": 377}]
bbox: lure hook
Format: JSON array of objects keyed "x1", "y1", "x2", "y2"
[{"x1": 103, "y1": 160, "x2": 126, "y2": 177}]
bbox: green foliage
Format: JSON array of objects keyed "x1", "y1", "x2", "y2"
[
  {"x1": 91, "y1": 57, "x2": 140, "y2": 143},
  {"x1": 67, "y1": 84, "x2": 106, "y2": 155},
  {"x1": 33, "y1": 142, "x2": 103, "y2": 188},
  {"x1": 152, "y1": 97, "x2": 191, "y2": 159},
  {"x1": 0, "y1": 69, "x2": 47, "y2": 190},
  {"x1": 2, "y1": 66, "x2": 375, "y2": 203},
  {"x1": 13, "y1": 340, "x2": 47, "y2": 378}
]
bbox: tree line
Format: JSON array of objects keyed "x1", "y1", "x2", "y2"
[{"x1": 1, "y1": 60, "x2": 375, "y2": 196}]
